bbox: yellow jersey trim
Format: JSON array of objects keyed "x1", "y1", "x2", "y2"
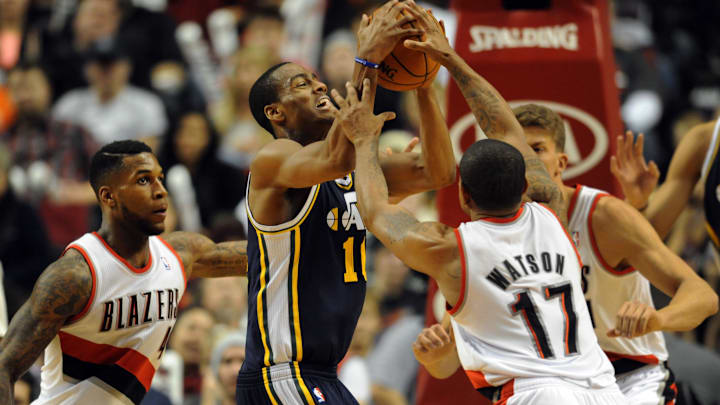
[
  {"x1": 262, "y1": 367, "x2": 279, "y2": 405},
  {"x1": 256, "y1": 232, "x2": 272, "y2": 367},
  {"x1": 293, "y1": 362, "x2": 315, "y2": 404},
  {"x1": 249, "y1": 184, "x2": 321, "y2": 235},
  {"x1": 291, "y1": 228, "x2": 304, "y2": 361}
]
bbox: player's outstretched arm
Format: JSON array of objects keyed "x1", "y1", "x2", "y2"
[
  {"x1": 163, "y1": 232, "x2": 247, "y2": 278},
  {"x1": 0, "y1": 251, "x2": 92, "y2": 404},
  {"x1": 638, "y1": 122, "x2": 713, "y2": 239},
  {"x1": 379, "y1": 84, "x2": 457, "y2": 199},
  {"x1": 413, "y1": 320, "x2": 460, "y2": 379},
  {"x1": 402, "y1": 2, "x2": 565, "y2": 224},
  {"x1": 592, "y1": 197, "x2": 719, "y2": 338},
  {"x1": 333, "y1": 80, "x2": 462, "y2": 300}
]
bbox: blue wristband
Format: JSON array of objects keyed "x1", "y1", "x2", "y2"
[{"x1": 354, "y1": 57, "x2": 380, "y2": 69}]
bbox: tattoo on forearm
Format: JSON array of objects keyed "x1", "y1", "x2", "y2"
[
  {"x1": 197, "y1": 242, "x2": 248, "y2": 274},
  {"x1": 384, "y1": 211, "x2": 422, "y2": 244},
  {"x1": 448, "y1": 65, "x2": 505, "y2": 136}
]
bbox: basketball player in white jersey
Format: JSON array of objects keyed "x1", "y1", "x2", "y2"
[
  {"x1": 333, "y1": 85, "x2": 624, "y2": 404},
  {"x1": 413, "y1": 104, "x2": 719, "y2": 405},
  {"x1": 0, "y1": 140, "x2": 249, "y2": 405}
]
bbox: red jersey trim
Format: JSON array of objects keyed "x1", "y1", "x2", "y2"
[
  {"x1": 567, "y1": 184, "x2": 582, "y2": 220},
  {"x1": 604, "y1": 350, "x2": 659, "y2": 365},
  {"x1": 156, "y1": 236, "x2": 187, "y2": 285},
  {"x1": 496, "y1": 380, "x2": 515, "y2": 405},
  {"x1": 58, "y1": 331, "x2": 156, "y2": 391},
  {"x1": 92, "y1": 232, "x2": 153, "y2": 274},
  {"x1": 478, "y1": 204, "x2": 525, "y2": 224},
  {"x1": 447, "y1": 228, "x2": 467, "y2": 316},
  {"x1": 465, "y1": 369, "x2": 491, "y2": 389},
  {"x1": 537, "y1": 204, "x2": 584, "y2": 269},
  {"x1": 64, "y1": 245, "x2": 97, "y2": 324},
  {"x1": 587, "y1": 195, "x2": 636, "y2": 275}
]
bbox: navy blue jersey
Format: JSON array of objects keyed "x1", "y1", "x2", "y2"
[
  {"x1": 242, "y1": 173, "x2": 367, "y2": 372},
  {"x1": 703, "y1": 119, "x2": 720, "y2": 249}
]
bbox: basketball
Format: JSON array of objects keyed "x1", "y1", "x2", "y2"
[{"x1": 373, "y1": 7, "x2": 443, "y2": 91}]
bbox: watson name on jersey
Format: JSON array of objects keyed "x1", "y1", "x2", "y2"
[{"x1": 449, "y1": 203, "x2": 616, "y2": 394}]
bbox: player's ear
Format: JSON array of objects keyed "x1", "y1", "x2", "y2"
[
  {"x1": 458, "y1": 181, "x2": 472, "y2": 211},
  {"x1": 264, "y1": 103, "x2": 284, "y2": 124},
  {"x1": 557, "y1": 152, "x2": 569, "y2": 173},
  {"x1": 99, "y1": 186, "x2": 116, "y2": 208},
  {"x1": 522, "y1": 179, "x2": 529, "y2": 195}
]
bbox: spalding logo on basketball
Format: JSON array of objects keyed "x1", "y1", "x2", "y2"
[{"x1": 372, "y1": 5, "x2": 443, "y2": 91}]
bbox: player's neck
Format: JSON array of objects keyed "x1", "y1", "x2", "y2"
[
  {"x1": 96, "y1": 223, "x2": 151, "y2": 268},
  {"x1": 470, "y1": 204, "x2": 522, "y2": 221}
]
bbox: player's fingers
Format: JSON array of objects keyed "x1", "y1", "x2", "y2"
[
  {"x1": 394, "y1": 27, "x2": 425, "y2": 38},
  {"x1": 360, "y1": 78, "x2": 372, "y2": 104},
  {"x1": 361, "y1": 13, "x2": 370, "y2": 27},
  {"x1": 439, "y1": 19, "x2": 446, "y2": 33},
  {"x1": 393, "y1": 14, "x2": 417, "y2": 28},
  {"x1": 378, "y1": 111, "x2": 397, "y2": 122},
  {"x1": 404, "y1": 137, "x2": 419, "y2": 152},
  {"x1": 615, "y1": 135, "x2": 626, "y2": 164},
  {"x1": 345, "y1": 82, "x2": 359, "y2": 105},
  {"x1": 616, "y1": 301, "x2": 632, "y2": 336},
  {"x1": 634, "y1": 132, "x2": 645, "y2": 159},
  {"x1": 430, "y1": 324, "x2": 450, "y2": 341},
  {"x1": 330, "y1": 88, "x2": 347, "y2": 109},
  {"x1": 624, "y1": 130, "x2": 635, "y2": 162},
  {"x1": 635, "y1": 306, "x2": 651, "y2": 336},
  {"x1": 607, "y1": 328, "x2": 621, "y2": 338},
  {"x1": 403, "y1": 39, "x2": 427, "y2": 51},
  {"x1": 648, "y1": 161, "x2": 660, "y2": 179},
  {"x1": 387, "y1": 0, "x2": 404, "y2": 18},
  {"x1": 610, "y1": 156, "x2": 620, "y2": 177},
  {"x1": 625, "y1": 302, "x2": 645, "y2": 338}
]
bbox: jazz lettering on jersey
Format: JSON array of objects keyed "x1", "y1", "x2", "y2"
[
  {"x1": 99, "y1": 288, "x2": 180, "y2": 332},
  {"x1": 486, "y1": 252, "x2": 566, "y2": 291},
  {"x1": 326, "y1": 190, "x2": 366, "y2": 232}
]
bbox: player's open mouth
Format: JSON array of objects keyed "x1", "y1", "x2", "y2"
[
  {"x1": 152, "y1": 207, "x2": 167, "y2": 218},
  {"x1": 316, "y1": 96, "x2": 331, "y2": 110}
]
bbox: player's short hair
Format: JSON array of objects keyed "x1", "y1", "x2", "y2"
[
  {"x1": 249, "y1": 62, "x2": 291, "y2": 138},
  {"x1": 513, "y1": 104, "x2": 566, "y2": 152},
  {"x1": 89, "y1": 140, "x2": 152, "y2": 195},
  {"x1": 459, "y1": 139, "x2": 526, "y2": 211}
]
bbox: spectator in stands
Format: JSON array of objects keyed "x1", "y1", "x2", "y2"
[
  {"x1": 320, "y1": 29, "x2": 356, "y2": 98},
  {"x1": 201, "y1": 333, "x2": 246, "y2": 405},
  {"x1": 212, "y1": 46, "x2": 277, "y2": 170},
  {"x1": 367, "y1": 243, "x2": 426, "y2": 405},
  {"x1": 52, "y1": 39, "x2": 167, "y2": 150},
  {"x1": 339, "y1": 293, "x2": 381, "y2": 405},
  {"x1": 41, "y1": 0, "x2": 185, "y2": 97},
  {"x1": 199, "y1": 277, "x2": 248, "y2": 335},
  {"x1": 238, "y1": 7, "x2": 285, "y2": 61},
  {"x1": 0, "y1": 143, "x2": 53, "y2": 318},
  {"x1": 3, "y1": 63, "x2": 98, "y2": 249},
  {"x1": 169, "y1": 307, "x2": 216, "y2": 405},
  {"x1": 159, "y1": 110, "x2": 246, "y2": 230}
]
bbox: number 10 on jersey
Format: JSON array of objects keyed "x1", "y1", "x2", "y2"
[{"x1": 343, "y1": 236, "x2": 366, "y2": 283}]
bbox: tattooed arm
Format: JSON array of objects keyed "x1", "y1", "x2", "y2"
[
  {"x1": 402, "y1": 2, "x2": 566, "y2": 225},
  {"x1": 163, "y1": 232, "x2": 247, "y2": 278},
  {"x1": 0, "y1": 250, "x2": 92, "y2": 404}
]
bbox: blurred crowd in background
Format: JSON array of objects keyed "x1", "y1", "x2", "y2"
[{"x1": 1, "y1": 0, "x2": 720, "y2": 404}]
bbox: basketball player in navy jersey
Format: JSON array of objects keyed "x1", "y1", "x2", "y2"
[
  {"x1": 237, "y1": 1, "x2": 456, "y2": 403},
  {"x1": 0, "y1": 141, "x2": 249, "y2": 404}
]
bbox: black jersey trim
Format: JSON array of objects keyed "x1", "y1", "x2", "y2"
[{"x1": 62, "y1": 353, "x2": 147, "y2": 404}]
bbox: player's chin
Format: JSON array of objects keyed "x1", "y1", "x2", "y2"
[{"x1": 144, "y1": 220, "x2": 166, "y2": 236}]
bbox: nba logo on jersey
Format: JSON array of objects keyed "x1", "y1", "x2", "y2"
[
  {"x1": 313, "y1": 387, "x2": 326, "y2": 403},
  {"x1": 572, "y1": 231, "x2": 580, "y2": 247},
  {"x1": 160, "y1": 256, "x2": 171, "y2": 271}
]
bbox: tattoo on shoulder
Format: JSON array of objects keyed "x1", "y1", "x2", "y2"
[
  {"x1": 524, "y1": 156, "x2": 567, "y2": 220},
  {"x1": 34, "y1": 250, "x2": 93, "y2": 319}
]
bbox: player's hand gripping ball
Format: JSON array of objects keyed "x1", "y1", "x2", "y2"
[{"x1": 372, "y1": 3, "x2": 443, "y2": 91}]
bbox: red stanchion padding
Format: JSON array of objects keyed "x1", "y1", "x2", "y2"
[{"x1": 418, "y1": 1, "x2": 621, "y2": 404}]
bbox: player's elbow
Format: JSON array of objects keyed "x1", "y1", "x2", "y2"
[{"x1": 434, "y1": 166, "x2": 457, "y2": 189}]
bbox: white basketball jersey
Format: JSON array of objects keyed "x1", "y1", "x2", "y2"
[
  {"x1": 567, "y1": 185, "x2": 668, "y2": 365},
  {"x1": 33, "y1": 232, "x2": 187, "y2": 405},
  {"x1": 450, "y1": 203, "x2": 615, "y2": 390}
]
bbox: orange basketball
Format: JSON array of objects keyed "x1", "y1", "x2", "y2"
[{"x1": 373, "y1": 7, "x2": 443, "y2": 91}]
